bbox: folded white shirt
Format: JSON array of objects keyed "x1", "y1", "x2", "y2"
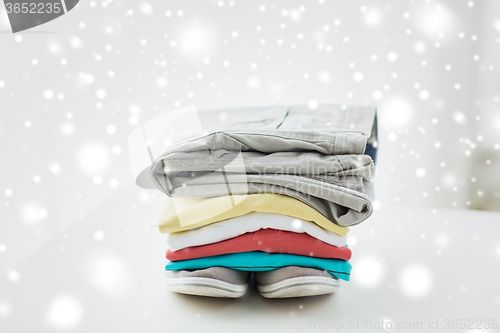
[{"x1": 166, "y1": 212, "x2": 347, "y2": 251}]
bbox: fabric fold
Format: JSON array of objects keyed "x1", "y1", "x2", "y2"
[
  {"x1": 166, "y1": 212, "x2": 346, "y2": 251},
  {"x1": 159, "y1": 193, "x2": 350, "y2": 236},
  {"x1": 166, "y1": 228, "x2": 352, "y2": 261},
  {"x1": 165, "y1": 251, "x2": 352, "y2": 281}
]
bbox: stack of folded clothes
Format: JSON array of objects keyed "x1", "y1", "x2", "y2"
[{"x1": 129, "y1": 104, "x2": 377, "y2": 298}]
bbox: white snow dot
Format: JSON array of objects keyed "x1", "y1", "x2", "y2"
[
  {"x1": 399, "y1": 264, "x2": 433, "y2": 298},
  {"x1": 106, "y1": 125, "x2": 116, "y2": 135},
  {"x1": 414, "y1": 41, "x2": 426, "y2": 53},
  {"x1": 453, "y1": 111, "x2": 467, "y2": 124},
  {"x1": 289, "y1": 8, "x2": 303, "y2": 22},
  {"x1": 364, "y1": 9, "x2": 382, "y2": 26},
  {"x1": 129, "y1": 116, "x2": 138, "y2": 125},
  {"x1": 419, "y1": 90, "x2": 429, "y2": 100},
  {"x1": 138, "y1": 191, "x2": 152, "y2": 203},
  {"x1": 416, "y1": 168, "x2": 426, "y2": 178},
  {"x1": 139, "y1": 2, "x2": 154, "y2": 15},
  {"x1": 156, "y1": 76, "x2": 167, "y2": 88},
  {"x1": 33, "y1": 175, "x2": 41, "y2": 183},
  {"x1": 494, "y1": 20, "x2": 500, "y2": 32},
  {"x1": 96, "y1": 89, "x2": 107, "y2": 99},
  {"x1": 308, "y1": 100, "x2": 318, "y2": 109},
  {"x1": 92, "y1": 176, "x2": 103, "y2": 185},
  {"x1": 0, "y1": 244, "x2": 6, "y2": 252},
  {"x1": 372, "y1": 90, "x2": 383, "y2": 100},
  {"x1": 21, "y1": 203, "x2": 48, "y2": 224},
  {"x1": 0, "y1": 80, "x2": 5, "y2": 88},
  {"x1": 94, "y1": 230, "x2": 105, "y2": 241},
  {"x1": 43, "y1": 90, "x2": 54, "y2": 100},
  {"x1": 493, "y1": 115, "x2": 500, "y2": 131},
  {"x1": 380, "y1": 97, "x2": 412, "y2": 129},
  {"x1": 0, "y1": 302, "x2": 11, "y2": 318},
  {"x1": 60, "y1": 122, "x2": 75, "y2": 135},
  {"x1": 112, "y1": 145, "x2": 122, "y2": 155},
  {"x1": 435, "y1": 233, "x2": 450, "y2": 247},
  {"x1": 46, "y1": 295, "x2": 84, "y2": 330},
  {"x1": 318, "y1": 71, "x2": 331, "y2": 84},
  {"x1": 247, "y1": 77, "x2": 260, "y2": 89},
  {"x1": 443, "y1": 173, "x2": 456, "y2": 187},
  {"x1": 414, "y1": 4, "x2": 456, "y2": 39},
  {"x1": 353, "y1": 256, "x2": 384, "y2": 288},
  {"x1": 38, "y1": 208, "x2": 48, "y2": 219},
  {"x1": 69, "y1": 36, "x2": 83, "y2": 49},
  {"x1": 109, "y1": 178, "x2": 119, "y2": 188},
  {"x1": 7, "y1": 270, "x2": 21, "y2": 283},
  {"x1": 5, "y1": 188, "x2": 13, "y2": 196},
  {"x1": 292, "y1": 219, "x2": 302, "y2": 229},
  {"x1": 81, "y1": 73, "x2": 94, "y2": 84},
  {"x1": 85, "y1": 253, "x2": 131, "y2": 295},
  {"x1": 48, "y1": 162, "x2": 62, "y2": 175},
  {"x1": 78, "y1": 143, "x2": 110, "y2": 174},
  {"x1": 387, "y1": 132, "x2": 398, "y2": 142},
  {"x1": 387, "y1": 52, "x2": 398, "y2": 62},
  {"x1": 353, "y1": 72, "x2": 364, "y2": 82},
  {"x1": 346, "y1": 237, "x2": 357, "y2": 246}
]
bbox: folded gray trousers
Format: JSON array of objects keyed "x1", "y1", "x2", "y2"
[
  {"x1": 153, "y1": 152, "x2": 375, "y2": 226},
  {"x1": 136, "y1": 104, "x2": 377, "y2": 227}
]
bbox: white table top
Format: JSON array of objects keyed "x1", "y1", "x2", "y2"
[{"x1": 1, "y1": 187, "x2": 500, "y2": 332}]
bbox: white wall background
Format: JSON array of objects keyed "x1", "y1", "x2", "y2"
[{"x1": 1, "y1": 0, "x2": 499, "y2": 274}]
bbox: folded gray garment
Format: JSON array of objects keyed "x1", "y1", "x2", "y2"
[
  {"x1": 160, "y1": 151, "x2": 374, "y2": 188},
  {"x1": 152, "y1": 152, "x2": 375, "y2": 227},
  {"x1": 157, "y1": 151, "x2": 374, "y2": 191},
  {"x1": 161, "y1": 104, "x2": 376, "y2": 155},
  {"x1": 136, "y1": 104, "x2": 377, "y2": 227},
  {"x1": 134, "y1": 104, "x2": 377, "y2": 189},
  {"x1": 160, "y1": 174, "x2": 375, "y2": 227}
]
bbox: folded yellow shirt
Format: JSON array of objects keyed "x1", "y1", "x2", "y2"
[{"x1": 158, "y1": 193, "x2": 349, "y2": 237}]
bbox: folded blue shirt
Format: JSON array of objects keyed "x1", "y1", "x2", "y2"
[{"x1": 165, "y1": 251, "x2": 352, "y2": 281}]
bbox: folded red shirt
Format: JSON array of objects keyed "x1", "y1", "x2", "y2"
[{"x1": 166, "y1": 228, "x2": 352, "y2": 261}]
